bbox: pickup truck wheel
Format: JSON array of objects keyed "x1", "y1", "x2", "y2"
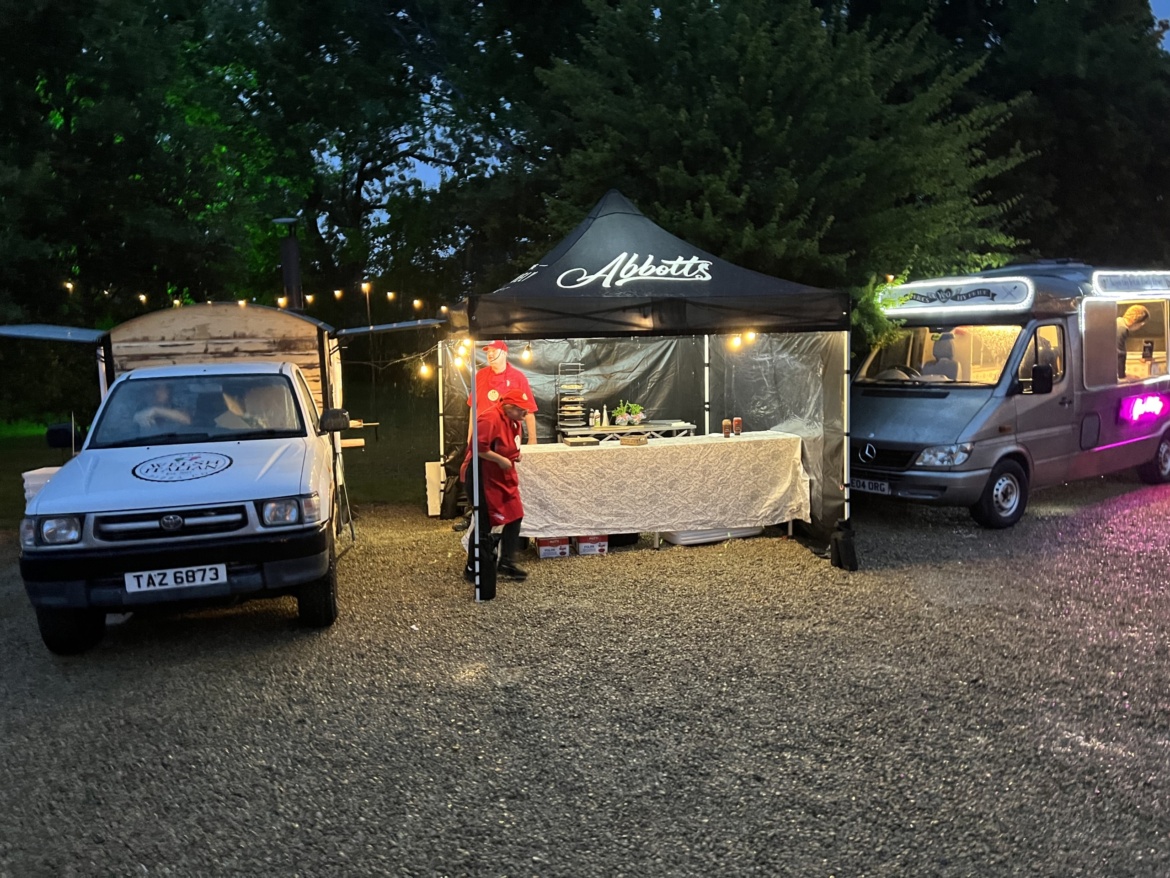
[
  {"x1": 970, "y1": 460, "x2": 1028, "y2": 529},
  {"x1": 35, "y1": 607, "x2": 105, "y2": 655},
  {"x1": 1137, "y1": 432, "x2": 1170, "y2": 484},
  {"x1": 298, "y1": 537, "x2": 338, "y2": 628}
]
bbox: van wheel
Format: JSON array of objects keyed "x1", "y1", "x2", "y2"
[
  {"x1": 35, "y1": 607, "x2": 105, "y2": 655},
  {"x1": 298, "y1": 535, "x2": 338, "y2": 628},
  {"x1": 970, "y1": 460, "x2": 1028, "y2": 528},
  {"x1": 1137, "y1": 433, "x2": 1170, "y2": 484}
]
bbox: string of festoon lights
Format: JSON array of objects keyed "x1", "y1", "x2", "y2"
[{"x1": 726, "y1": 330, "x2": 758, "y2": 349}]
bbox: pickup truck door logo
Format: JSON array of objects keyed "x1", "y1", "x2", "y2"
[{"x1": 133, "y1": 452, "x2": 233, "y2": 482}]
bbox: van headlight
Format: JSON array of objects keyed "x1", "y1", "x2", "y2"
[
  {"x1": 259, "y1": 494, "x2": 321, "y2": 527},
  {"x1": 915, "y1": 442, "x2": 973, "y2": 467},
  {"x1": 23, "y1": 516, "x2": 83, "y2": 546}
]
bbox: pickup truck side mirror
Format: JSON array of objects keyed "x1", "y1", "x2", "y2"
[
  {"x1": 46, "y1": 422, "x2": 85, "y2": 451},
  {"x1": 1030, "y1": 363, "x2": 1054, "y2": 395},
  {"x1": 319, "y1": 408, "x2": 351, "y2": 433}
]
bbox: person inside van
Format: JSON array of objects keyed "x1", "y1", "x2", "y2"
[{"x1": 1118, "y1": 305, "x2": 1150, "y2": 379}]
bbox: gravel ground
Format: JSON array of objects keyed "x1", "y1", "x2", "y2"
[{"x1": 1, "y1": 473, "x2": 1169, "y2": 878}]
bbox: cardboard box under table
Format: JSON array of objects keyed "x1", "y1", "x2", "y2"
[
  {"x1": 535, "y1": 537, "x2": 571, "y2": 558},
  {"x1": 518, "y1": 431, "x2": 810, "y2": 544}
]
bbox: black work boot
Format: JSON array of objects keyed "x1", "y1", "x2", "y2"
[{"x1": 497, "y1": 560, "x2": 527, "y2": 581}]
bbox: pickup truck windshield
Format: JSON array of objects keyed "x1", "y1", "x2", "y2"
[
  {"x1": 856, "y1": 325, "x2": 1023, "y2": 386},
  {"x1": 88, "y1": 375, "x2": 307, "y2": 448}
]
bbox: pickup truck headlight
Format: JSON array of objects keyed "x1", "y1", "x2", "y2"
[
  {"x1": 259, "y1": 494, "x2": 321, "y2": 527},
  {"x1": 261, "y1": 498, "x2": 302, "y2": 526},
  {"x1": 915, "y1": 442, "x2": 973, "y2": 467},
  {"x1": 29, "y1": 516, "x2": 83, "y2": 545}
]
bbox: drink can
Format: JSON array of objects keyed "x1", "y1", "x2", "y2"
[{"x1": 733, "y1": 417, "x2": 742, "y2": 435}]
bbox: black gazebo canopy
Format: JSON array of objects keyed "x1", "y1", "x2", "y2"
[{"x1": 450, "y1": 190, "x2": 849, "y2": 339}]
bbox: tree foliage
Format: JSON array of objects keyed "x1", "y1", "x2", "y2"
[{"x1": 3, "y1": 0, "x2": 1170, "y2": 417}]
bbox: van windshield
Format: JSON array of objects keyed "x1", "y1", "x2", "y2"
[
  {"x1": 89, "y1": 375, "x2": 306, "y2": 448},
  {"x1": 856, "y1": 325, "x2": 1023, "y2": 386}
]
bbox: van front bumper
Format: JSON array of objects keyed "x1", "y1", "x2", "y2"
[
  {"x1": 19, "y1": 526, "x2": 330, "y2": 610},
  {"x1": 851, "y1": 466, "x2": 992, "y2": 507}
]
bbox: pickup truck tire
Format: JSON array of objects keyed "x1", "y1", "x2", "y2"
[
  {"x1": 298, "y1": 533, "x2": 338, "y2": 628},
  {"x1": 35, "y1": 607, "x2": 106, "y2": 655},
  {"x1": 970, "y1": 460, "x2": 1028, "y2": 529},
  {"x1": 1137, "y1": 432, "x2": 1170, "y2": 484}
]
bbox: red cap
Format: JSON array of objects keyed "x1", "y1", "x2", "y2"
[
  {"x1": 482, "y1": 340, "x2": 508, "y2": 353},
  {"x1": 498, "y1": 387, "x2": 530, "y2": 408}
]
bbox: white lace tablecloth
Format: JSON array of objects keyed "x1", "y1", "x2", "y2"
[{"x1": 516, "y1": 430, "x2": 809, "y2": 538}]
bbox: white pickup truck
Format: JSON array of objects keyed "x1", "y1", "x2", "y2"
[{"x1": 19, "y1": 360, "x2": 351, "y2": 654}]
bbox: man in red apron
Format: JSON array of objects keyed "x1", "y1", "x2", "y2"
[{"x1": 461, "y1": 387, "x2": 529, "y2": 594}]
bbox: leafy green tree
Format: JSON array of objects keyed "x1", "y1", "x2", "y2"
[
  {"x1": 842, "y1": 0, "x2": 1170, "y2": 266},
  {"x1": 460, "y1": 0, "x2": 1021, "y2": 305}
]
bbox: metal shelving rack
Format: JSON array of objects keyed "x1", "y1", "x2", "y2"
[{"x1": 556, "y1": 362, "x2": 587, "y2": 434}]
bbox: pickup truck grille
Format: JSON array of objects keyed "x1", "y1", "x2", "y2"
[{"x1": 94, "y1": 505, "x2": 249, "y2": 542}]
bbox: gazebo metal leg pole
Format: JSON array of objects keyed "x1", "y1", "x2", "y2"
[
  {"x1": 469, "y1": 346, "x2": 497, "y2": 601},
  {"x1": 703, "y1": 335, "x2": 711, "y2": 435},
  {"x1": 831, "y1": 329, "x2": 858, "y2": 570}
]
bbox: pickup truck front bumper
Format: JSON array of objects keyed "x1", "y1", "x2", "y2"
[{"x1": 20, "y1": 526, "x2": 330, "y2": 609}]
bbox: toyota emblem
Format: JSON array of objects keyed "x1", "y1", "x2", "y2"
[
  {"x1": 859, "y1": 443, "x2": 878, "y2": 463},
  {"x1": 160, "y1": 514, "x2": 184, "y2": 532}
]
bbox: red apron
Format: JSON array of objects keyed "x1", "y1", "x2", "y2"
[{"x1": 462, "y1": 407, "x2": 523, "y2": 525}]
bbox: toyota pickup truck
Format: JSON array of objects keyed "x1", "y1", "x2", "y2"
[{"x1": 19, "y1": 360, "x2": 351, "y2": 654}]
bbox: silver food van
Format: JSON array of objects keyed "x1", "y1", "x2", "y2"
[{"x1": 850, "y1": 263, "x2": 1170, "y2": 527}]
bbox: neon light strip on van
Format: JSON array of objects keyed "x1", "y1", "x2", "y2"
[
  {"x1": 879, "y1": 277, "x2": 1035, "y2": 317},
  {"x1": 1093, "y1": 271, "x2": 1170, "y2": 296}
]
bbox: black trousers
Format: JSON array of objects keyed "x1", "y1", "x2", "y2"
[{"x1": 462, "y1": 473, "x2": 522, "y2": 595}]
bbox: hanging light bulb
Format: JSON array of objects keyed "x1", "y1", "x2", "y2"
[
  {"x1": 138, "y1": 294, "x2": 147, "y2": 304},
  {"x1": 387, "y1": 291, "x2": 396, "y2": 301},
  {"x1": 440, "y1": 304, "x2": 449, "y2": 314},
  {"x1": 305, "y1": 293, "x2": 315, "y2": 305},
  {"x1": 419, "y1": 361, "x2": 431, "y2": 378},
  {"x1": 745, "y1": 331, "x2": 757, "y2": 343},
  {"x1": 454, "y1": 355, "x2": 465, "y2": 369},
  {"x1": 729, "y1": 335, "x2": 743, "y2": 349},
  {"x1": 277, "y1": 296, "x2": 288, "y2": 308},
  {"x1": 237, "y1": 299, "x2": 247, "y2": 307},
  {"x1": 334, "y1": 288, "x2": 343, "y2": 300},
  {"x1": 412, "y1": 298, "x2": 423, "y2": 310},
  {"x1": 521, "y1": 342, "x2": 532, "y2": 362}
]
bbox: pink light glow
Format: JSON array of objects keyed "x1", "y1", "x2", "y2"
[{"x1": 1119, "y1": 393, "x2": 1166, "y2": 423}]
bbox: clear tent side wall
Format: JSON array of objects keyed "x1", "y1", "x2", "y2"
[{"x1": 437, "y1": 332, "x2": 846, "y2": 542}]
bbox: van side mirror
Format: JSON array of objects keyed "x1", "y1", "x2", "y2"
[
  {"x1": 46, "y1": 422, "x2": 85, "y2": 450},
  {"x1": 1031, "y1": 364, "x2": 1054, "y2": 395},
  {"x1": 319, "y1": 408, "x2": 351, "y2": 433}
]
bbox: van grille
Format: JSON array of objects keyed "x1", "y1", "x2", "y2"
[
  {"x1": 94, "y1": 505, "x2": 249, "y2": 542},
  {"x1": 853, "y1": 443, "x2": 918, "y2": 470}
]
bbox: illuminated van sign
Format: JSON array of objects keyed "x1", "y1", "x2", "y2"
[
  {"x1": 880, "y1": 277, "x2": 1035, "y2": 316},
  {"x1": 1093, "y1": 271, "x2": 1170, "y2": 296},
  {"x1": 1119, "y1": 393, "x2": 1168, "y2": 424}
]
